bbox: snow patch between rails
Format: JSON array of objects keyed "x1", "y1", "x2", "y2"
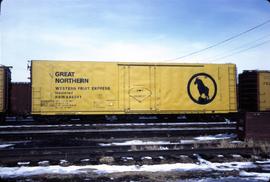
[
  {"x1": 99, "y1": 140, "x2": 172, "y2": 146},
  {"x1": 0, "y1": 144, "x2": 14, "y2": 148},
  {"x1": 196, "y1": 154, "x2": 256, "y2": 171},
  {"x1": 240, "y1": 171, "x2": 270, "y2": 181},
  {"x1": 0, "y1": 160, "x2": 264, "y2": 178},
  {"x1": 194, "y1": 133, "x2": 236, "y2": 141},
  {"x1": 99, "y1": 134, "x2": 237, "y2": 146}
]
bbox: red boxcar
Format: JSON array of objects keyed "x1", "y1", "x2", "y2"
[{"x1": 9, "y1": 82, "x2": 31, "y2": 116}]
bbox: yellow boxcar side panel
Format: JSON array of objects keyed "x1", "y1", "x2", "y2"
[
  {"x1": 122, "y1": 66, "x2": 156, "y2": 112},
  {"x1": 0, "y1": 68, "x2": 4, "y2": 112},
  {"x1": 228, "y1": 65, "x2": 237, "y2": 112},
  {"x1": 156, "y1": 64, "x2": 236, "y2": 113},
  {"x1": 32, "y1": 61, "x2": 120, "y2": 115},
  {"x1": 32, "y1": 61, "x2": 237, "y2": 115},
  {"x1": 259, "y1": 72, "x2": 270, "y2": 111}
]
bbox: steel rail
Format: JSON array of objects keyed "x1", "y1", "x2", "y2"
[{"x1": 0, "y1": 127, "x2": 237, "y2": 140}]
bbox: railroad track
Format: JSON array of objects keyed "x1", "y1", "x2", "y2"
[
  {"x1": 4, "y1": 115, "x2": 233, "y2": 125},
  {"x1": 0, "y1": 144, "x2": 257, "y2": 166},
  {"x1": 2, "y1": 139, "x2": 227, "y2": 149},
  {"x1": 0, "y1": 120, "x2": 240, "y2": 167},
  {"x1": 0, "y1": 121, "x2": 237, "y2": 141},
  {"x1": 0, "y1": 127, "x2": 236, "y2": 141},
  {"x1": 0, "y1": 121, "x2": 237, "y2": 130}
]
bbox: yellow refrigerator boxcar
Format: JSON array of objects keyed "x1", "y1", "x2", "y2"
[
  {"x1": 0, "y1": 66, "x2": 11, "y2": 121},
  {"x1": 258, "y1": 71, "x2": 270, "y2": 111},
  {"x1": 0, "y1": 67, "x2": 5, "y2": 114},
  {"x1": 239, "y1": 70, "x2": 270, "y2": 112},
  {"x1": 31, "y1": 60, "x2": 237, "y2": 115}
]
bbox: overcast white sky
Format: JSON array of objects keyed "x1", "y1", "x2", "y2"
[{"x1": 1, "y1": 0, "x2": 270, "y2": 81}]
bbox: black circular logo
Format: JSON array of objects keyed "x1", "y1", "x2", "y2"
[{"x1": 187, "y1": 73, "x2": 217, "y2": 105}]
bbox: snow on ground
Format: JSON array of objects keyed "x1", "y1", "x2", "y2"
[
  {"x1": 141, "y1": 156, "x2": 152, "y2": 160},
  {"x1": 195, "y1": 154, "x2": 257, "y2": 171},
  {"x1": 0, "y1": 163, "x2": 208, "y2": 178},
  {"x1": 121, "y1": 157, "x2": 133, "y2": 161},
  {"x1": 194, "y1": 134, "x2": 236, "y2": 141},
  {"x1": 0, "y1": 144, "x2": 14, "y2": 148},
  {"x1": 182, "y1": 176, "x2": 266, "y2": 182},
  {"x1": 99, "y1": 140, "x2": 172, "y2": 146},
  {"x1": 180, "y1": 139, "x2": 197, "y2": 144},
  {"x1": 99, "y1": 134, "x2": 237, "y2": 146},
  {"x1": 1, "y1": 158, "x2": 268, "y2": 179},
  {"x1": 255, "y1": 159, "x2": 270, "y2": 164},
  {"x1": 240, "y1": 171, "x2": 270, "y2": 181}
]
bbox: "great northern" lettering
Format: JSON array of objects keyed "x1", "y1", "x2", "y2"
[
  {"x1": 55, "y1": 72, "x2": 75, "y2": 77},
  {"x1": 54, "y1": 72, "x2": 89, "y2": 84}
]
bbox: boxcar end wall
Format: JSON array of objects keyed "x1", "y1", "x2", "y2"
[
  {"x1": 0, "y1": 66, "x2": 11, "y2": 121},
  {"x1": 239, "y1": 71, "x2": 270, "y2": 112}
]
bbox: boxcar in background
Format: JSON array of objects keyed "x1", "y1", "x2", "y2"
[
  {"x1": 0, "y1": 66, "x2": 11, "y2": 122},
  {"x1": 31, "y1": 60, "x2": 237, "y2": 117},
  {"x1": 9, "y1": 82, "x2": 31, "y2": 116},
  {"x1": 239, "y1": 70, "x2": 270, "y2": 112}
]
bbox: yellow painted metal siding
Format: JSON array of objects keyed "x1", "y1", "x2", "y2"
[
  {"x1": 155, "y1": 64, "x2": 237, "y2": 113},
  {"x1": 31, "y1": 61, "x2": 237, "y2": 115},
  {"x1": 32, "y1": 61, "x2": 120, "y2": 115},
  {"x1": 258, "y1": 72, "x2": 270, "y2": 111},
  {"x1": 0, "y1": 67, "x2": 4, "y2": 113}
]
